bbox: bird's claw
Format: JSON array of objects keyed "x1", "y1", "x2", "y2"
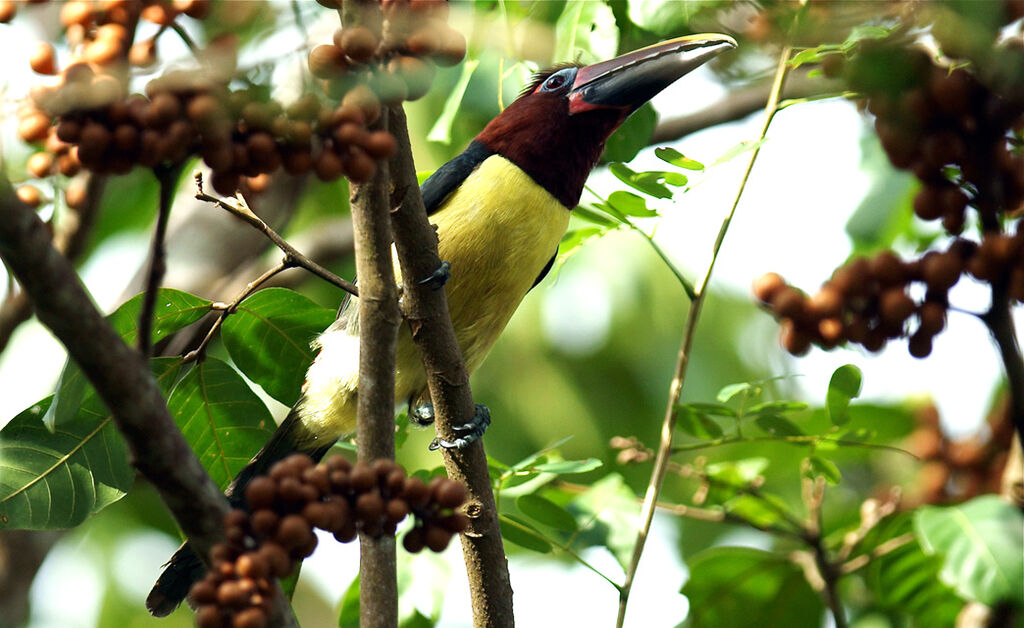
[
  {"x1": 428, "y1": 404, "x2": 491, "y2": 450},
  {"x1": 417, "y1": 261, "x2": 451, "y2": 290}
]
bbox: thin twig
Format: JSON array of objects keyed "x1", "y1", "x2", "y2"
[
  {"x1": 167, "y1": 20, "x2": 200, "y2": 55},
  {"x1": 182, "y1": 259, "x2": 295, "y2": 364},
  {"x1": 615, "y1": 38, "x2": 797, "y2": 628},
  {"x1": 138, "y1": 165, "x2": 180, "y2": 357},
  {"x1": 194, "y1": 172, "x2": 359, "y2": 297},
  {"x1": 670, "y1": 434, "x2": 917, "y2": 457},
  {"x1": 839, "y1": 532, "x2": 915, "y2": 575}
]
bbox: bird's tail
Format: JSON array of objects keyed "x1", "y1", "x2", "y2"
[{"x1": 145, "y1": 400, "x2": 337, "y2": 617}]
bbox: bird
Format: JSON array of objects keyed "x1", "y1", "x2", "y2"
[{"x1": 147, "y1": 32, "x2": 736, "y2": 617}]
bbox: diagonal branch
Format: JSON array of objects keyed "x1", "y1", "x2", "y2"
[
  {"x1": 0, "y1": 176, "x2": 229, "y2": 574},
  {"x1": 386, "y1": 105, "x2": 515, "y2": 627}
]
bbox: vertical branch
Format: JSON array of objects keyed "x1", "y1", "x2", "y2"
[
  {"x1": 386, "y1": 106, "x2": 514, "y2": 627},
  {"x1": 615, "y1": 41, "x2": 795, "y2": 628},
  {"x1": 138, "y1": 165, "x2": 179, "y2": 357},
  {"x1": 350, "y1": 127, "x2": 401, "y2": 626}
]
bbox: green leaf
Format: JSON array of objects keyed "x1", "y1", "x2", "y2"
[
  {"x1": 166, "y1": 357, "x2": 275, "y2": 490},
  {"x1": 705, "y1": 458, "x2": 770, "y2": 487},
  {"x1": 683, "y1": 402, "x2": 738, "y2": 417},
  {"x1": 754, "y1": 415, "x2": 803, "y2": 437},
  {"x1": 717, "y1": 382, "x2": 754, "y2": 403},
  {"x1": 221, "y1": 287, "x2": 336, "y2": 406},
  {"x1": 676, "y1": 405, "x2": 724, "y2": 440},
  {"x1": 517, "y1": 494, "x2": 577, "y2": 532},
  {"x1": 804, "y1": 455, "x2": 841, "y2": 484},
  {"x1": 499, "y1": 514, "x2": 553, "y2": 553},
  {"x1": 605, "y1": 191, "x2": 657, "y2": 218},
  {"x1": 558, "y1": 227, "x2": 605, "y2": 260},
  {"x1": 609, "y1": 163, "x2": 671, "y2": 199},
  {"x1": 725, "y1": 495, "x2": 782, "y2": 529},
  {"x1": 603, "y1": 102, "x2": 656, "y2": 163},
  {"x1": 554, "y1": 0, "x2": 618, "y2": 65},
  {"x1": 532, "y1": 458, "x2": 602, "y2": 474},
  {"x1": 654, "y1": 147, "x2": 704, "y2": 171},
  {"x1": 44, "y1": 289, "x2": 211, "y2": 429},
  {"x1": 860, "y1": 513, "x2": 962, "y2": 626},
  {"x1": 569, "y1": 474, "x2": 640, "y2": 569},
  {"x1": 0, "y1": 359, "x2": 180, "y2": 529},
  {"x1": 826, "y1": 364, "x2": 862, "y2": 426},
  {"x1": 914, "y1": 496, "x2": 1024, "y2": 606},
  {"x1": 427, "y1": 59, "x2": 479, "y2": 144},
  {"x1": 747, "y1": 401, "x2": 809, "y2": 416},
  {"x1": 574, "y1": 206, "x2": 620, "y2": 228},
  {"x1": 682, "y1": 547, "x2": 823, "y2": 627},
  {"x1": 337, "y1": 575, "x2": 360, "y2": 628}
]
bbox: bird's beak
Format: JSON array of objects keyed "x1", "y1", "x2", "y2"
[{"x1": 568, "y1": 33, "x2": 737, "y2": 115}]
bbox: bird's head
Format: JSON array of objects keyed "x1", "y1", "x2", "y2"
[{"x1": 475, "y1": 34, "x2": 736, "y2": 208}]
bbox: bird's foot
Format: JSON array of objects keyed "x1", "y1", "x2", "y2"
[
  {"x1": 417, "y1": 261, "x2": 451, "y2": 290},
  {"x1": 428, "y1": 404, "x2": 491, "y2": 450}
]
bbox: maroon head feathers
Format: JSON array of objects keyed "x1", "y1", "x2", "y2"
[{"x1": 475, "y1": 66, "x2": 626, "y2": 209}]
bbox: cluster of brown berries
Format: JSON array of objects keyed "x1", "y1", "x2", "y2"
[
  {"x1": 903, "y1": 402, "x2": 1015, "y2": 507},
  {"x1": 824, "y1": 17, "x2": 1024, "y2": 231},
  {"x1": 754, "y1": 226, "x2": 1024, "y2": 358},
  {"x1": 190, "y1": 454, "x2": 468, "y2": 628},
  {"x1": 307, "y1": 0, "x2": 466, "y2": 113},
  {"x1": 1, "y1": 0, "x2": 210, "y2": 28}
]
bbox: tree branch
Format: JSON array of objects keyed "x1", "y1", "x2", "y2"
[
  {"x1": 0, "y1": 177, "x2": 230, "y2": 573},
  {"x1": 138, "y1": 166, "x2": 179, "y2": 357},
  {"x1": 386, "y1": 106, "x2": 514, "y2": 627},
  {"x1": 349, "y1": 126, "x2": 401, "y2": 626},
  {"x1": 0, "y1": 173, "x2": 105, "y2": 354},
  {"x1": 651, "y1": 71, "x2": 838, "y2": 144}
]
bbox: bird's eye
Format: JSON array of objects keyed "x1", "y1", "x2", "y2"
[{"x1": 544, "y1": 74, "x2": 566, "y2": 90}]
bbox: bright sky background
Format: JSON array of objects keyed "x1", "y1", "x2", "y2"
[{"x1": 2, "y1": 6, "x2": 1021, "y2": 628}]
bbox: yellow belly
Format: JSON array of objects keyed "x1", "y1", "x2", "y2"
[{"x1": 297, "y1": 155, "x2": 570, "y2": 442}]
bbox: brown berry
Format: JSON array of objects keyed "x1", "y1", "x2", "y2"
[
  {"x1": 342, "y1": 148, "x2": 377, "y2": 182},
  {"x1": 424, "y1": 525, "x2": 454, "y2": 552},
  {"x1": 917, "y1": 301, "x2": 946, "y2": 335},
  {"x1": 434, "y1": 480, "x2": 467, "y2": 509},
  {"x1": 403, "y1": 527, "x2": 426, "y2": 553},
  {"x1": 314, "y1": 149, "x2": 344, "y2": 182},
  {"x1": 341, "y1": 84, "x2": 381, "y2": 125},
  {"x1": 752, "y1": 272, "x2": 785, "y2": 303},
  {"x1": 879, "y1": 287, "x2": 914, "y2": 326},
  {"x1": 233, "y1": 608, "x2": 268, "y2": 628},
  {"x1": 17, "y1": 111, "x2": 51, "y2": 143},
  {"x1": 236, "y1": 552, "x2": 268, "y2": 579},
  {"x1": 16, "y1": 185, "x2": 42, "y2": 208},
  {"x1": 809, "y1": 286, "x2": 842, "y2": 318},
  {"x1": 435, "y1": 27, "x2": 467, "y2": 67},
  {"x1": 387, "y1": 55, "x2": 435, "y2": 101},
  {"x1": 339, "y1": 26, "x2": 378, "y2": 63},
  {"x1": 276, "y1": 514, "x2": 313, "y2": 550},
  {"x1": 195, "y1": 605, "x2": 225, "y2": 628},
  {"x1": 257, "y1": 543, "x2": 291, "y2": 578},
  {"x1": 216, "y1": 580, "x2": 248, "y2": 608},
  {"x1": 406, "y1": 26, "x2": 441, "y2": 56},
  {"x1": 26, "y1": 151, "x2": 54, "y2": 178},
  {"x1": 30, "y1": 42, "x2": 57, "y2": 75},
  {"x1": 908, "y1": 330, "x2": 933, "y2": 358},
  {"x1": 401, "y1": 477, "x2": 430, "y2": 508},
  {"x1": 780, "y1": 319, "x2": 811, "y2": 356},
  {"x1": 308, "y1": 44, "x2": 348, "y2": 79},
  {"x1": 355, "y1": 492, "x2": 384, "y2": 523},
  {"x1": 770, "y1": 286, "x2": 805, "y2": 320},
  {"x1": 362, "y1": 130, "x2": 397, "y2": 159},
  {"x1": 920, "y1": 250, "x2": 962, "y2": 292}
]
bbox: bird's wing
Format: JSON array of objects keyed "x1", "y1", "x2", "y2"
[
  {"x1": 422, "y1": 141, "x2": 493, "y2": 215},
  {"x1": 530, "y1": 250, "x2": 557, "y2": 291}
]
